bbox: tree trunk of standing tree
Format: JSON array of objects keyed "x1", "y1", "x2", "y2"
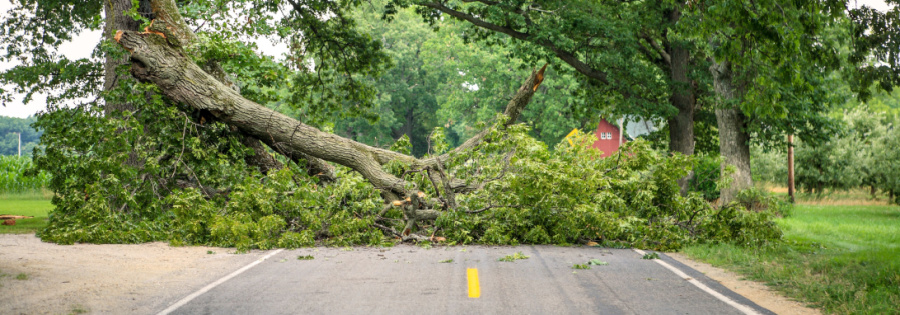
[
  {"x1": 103, "y1": 0, "x2": 144, "y2": 115},
  {"x1": 667, "y1": 39, "x2": 696, "y2": 195},
  {"x1": 710, "y1": 59, "x2": 752, "y2": 206}
]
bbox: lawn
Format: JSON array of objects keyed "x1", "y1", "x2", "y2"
[
  {"x1": 0, "y1": 193, "x2": 53, "y2": 234},
  {"x1": 682, "y1": 204, "x2": 900, "y2": 314}
]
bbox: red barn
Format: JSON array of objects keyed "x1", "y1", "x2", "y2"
[{"x1": 592, "y1": 119, "x2": 626, "y2": 157}]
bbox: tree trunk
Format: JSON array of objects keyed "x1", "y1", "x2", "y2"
[
  {"x1": 668, "y1": 40, "x2": 696, "y2": 195},
  {"x1": 710, "y1": 60, "x2": 752, "y2": 206},
  {"x1": 103, "y1": 0, "x2": 144, "y2": 115},
  {"x1": 137, "y1": 0, "x2": 334, "y2": 180}
]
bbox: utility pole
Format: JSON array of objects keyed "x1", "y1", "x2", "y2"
[
  {"x1": 10, "y1": 132, "x2": 22, "y2": 157},
  {"x1": 787, "y1": 134, "x2": 795, "y2": 203}
]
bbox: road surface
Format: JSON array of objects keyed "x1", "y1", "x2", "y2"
[{"x1": 159, "y1": 245, "x2": 773, "y2": 315}]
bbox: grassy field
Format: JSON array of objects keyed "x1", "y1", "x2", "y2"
[
  {"x1": 683, "y1": 204, "x2": 900, "y2": 314},
  {"x1": 0, "y1": 192, "x2": 52, "y2": 234}
]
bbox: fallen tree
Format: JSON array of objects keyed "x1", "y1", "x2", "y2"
[
  {"x1": 114, "y1": 11, "x2": 548, "y2": 236},
  {"x1": 31, "y1": 0, "x2": 783, "y2": 250}
]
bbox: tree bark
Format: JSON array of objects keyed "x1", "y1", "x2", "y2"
[
  {"x1": 142, "y1": 0, "x2": 334, "y2": 180},
  {"x1": 660, "y1": 6, "x2": 697, "y2": 195},
  {"x1": 103, "y1": 0, "x2": 144, "y2": 115},
  {"x1": 710, "y1": 60, "x2": 752, "y2": 205},
  {"x1": 668, "y1": 43, "x2": 696, "y2": 194}
]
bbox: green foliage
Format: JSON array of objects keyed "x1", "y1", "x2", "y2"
[
  {"x1": 394, "y1": 0, "x2": 673, "y2": 123},
  {"x1": 439, "y1": 258, "x2": 453, "y2": 263},
  {"x1": 6, "y1": 0, "x2": 784, "y2": 251},
  {"x1": 698, "y1": 200, "x2": 784, "y2": 247},
  {"x1": 498, "y1": 252, "x2": 529, "y2": 262},
  {"x1": 331, "y1": 3, "x2": 594, "y2": 154},
  {"x1": 427, "y1": 126, "x2": 782, "y2": 250},
  {"x1": 641, "y1": 252, "x2": 660, "y2": 260},
  {"x1": 0, "y1": 116, "x2": 42, "y2": 157},
  {"x1": 572, "y1": 264, "x2": 590, "y2": 270},
  {"x1": 0, "y1": 156, "x2": 50, "y2": 194},
  {"x1": 846, "y1": 6, "x2": 900, "y2": 100},
  {"x1": 794, "y1": 108, "x2": 900, "y2": 203},
  {"x1": 750, "y1": 143, "x2": 787, "y2": 184},
  {"x1": 734, "y1": 188, "x2": 791, "y2": 217},
  {"x1": 689, "y1": 154, "x2": 722, "y2": 201},
  {"x1": 297, "y1": 255, "x2": 315, "y2": 260}
]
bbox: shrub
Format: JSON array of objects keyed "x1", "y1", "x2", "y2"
[{"x1": 689, "y1": 154, "x2": 722, "y2": 201}]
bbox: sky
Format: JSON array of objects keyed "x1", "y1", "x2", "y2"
[{"x1": 0, "y1": 0, "x2": 896, "y2": 118}]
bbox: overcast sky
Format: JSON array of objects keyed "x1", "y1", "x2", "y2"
[{"x1": 0, "y1": 0, "x2": 895, "y2": 118}]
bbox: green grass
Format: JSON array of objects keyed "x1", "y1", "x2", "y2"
[
  {"x1": 0, "y1": 194, "x2": 53, "y2": 234},
  {"x1": 682, "y1": 205, "x2": 900, "y2": 314}
]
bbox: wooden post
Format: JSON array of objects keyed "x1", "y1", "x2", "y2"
[
  {"x1": 13, "y1": 132, "x2": 21, "y2": 157},
  {"x1": 618, "y1": 118, "x2": 624, "y2": 147},
  {"x1": 788, "y1": 134, "x2": 795, "y2": 203}
]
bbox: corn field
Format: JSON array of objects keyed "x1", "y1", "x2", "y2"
[{"x1": 0, "y1": 155, "x2": 50, "y2": 193}]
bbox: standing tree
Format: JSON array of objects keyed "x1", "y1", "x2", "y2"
[
  {"x1": 395, "y1": 0, "x2": 707, "y2": 193},
  {"x1": 402, "y1": 0, "x2": 899, "y2": 204}
]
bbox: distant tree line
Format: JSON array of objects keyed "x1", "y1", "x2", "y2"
[
  {"x1": 751, "y1": 92, "x2": 900, "y2": 204},
  {"x1": 0, "y1": 116, "x2": 41, "y2": 157}
]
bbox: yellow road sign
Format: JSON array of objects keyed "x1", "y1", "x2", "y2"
[{"x1": 564, "y1": 128, "x2": 582, "y2": 146}]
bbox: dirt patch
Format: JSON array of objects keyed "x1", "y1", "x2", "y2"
[
  {"x1": 667, "y1": 252, "x2": 821, "y2": 315},
  {"x1": 0, "y1": 234, "x2": 267, "y2": 314}
]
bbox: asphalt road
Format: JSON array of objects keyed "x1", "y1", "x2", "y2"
[{"x1": 162, "y1": 245, "x2": 774, "y2": 315}]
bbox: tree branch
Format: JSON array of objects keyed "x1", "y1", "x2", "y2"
[
  {"x1": 640, "y1": 34, "x2": 671, "y2": 66},
  {"x1": 419, "y1": 2, "x2": 610, "y2": 84}
]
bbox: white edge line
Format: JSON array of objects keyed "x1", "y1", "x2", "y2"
[
  {"x1": 634, "y1": 249, "x2": 762, "y2": 315},
  {"x1": 157, "y1": 249, "x2": 285, "y2": 315}
]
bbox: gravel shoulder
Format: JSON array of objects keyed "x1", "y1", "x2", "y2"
[
  {"x1": 1, "y1": 234, "x2": 821, "y2": 314},
  {"x1": 0, "y1": 234, "x2": 267, "y2": 315}
]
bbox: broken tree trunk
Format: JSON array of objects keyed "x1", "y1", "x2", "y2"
[{"x1": 143, "y1": 0, "x2": 335, "y2": 181}]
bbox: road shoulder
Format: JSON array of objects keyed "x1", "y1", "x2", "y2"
[
  {"x1": 666, "y1": 252, "x2": 821, "y2": 315},
  {"x1": 0, "y1": 234, "x2": 267, "y2": 315}
]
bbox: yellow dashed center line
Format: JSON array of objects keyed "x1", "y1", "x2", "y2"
[{"x1": 467, "y1": 268, "x2": 481, "y2": 298}]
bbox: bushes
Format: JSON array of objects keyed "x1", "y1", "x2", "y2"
[{"x1": 689, "y1": 154, "x2": 722, "y2": 201}]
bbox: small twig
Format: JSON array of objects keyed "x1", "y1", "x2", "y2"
[{"x1": 372, "y1": 222, "x2": 401, "y2": 237}]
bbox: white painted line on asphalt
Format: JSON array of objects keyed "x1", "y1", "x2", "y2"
[
  {"x1": 157, "y1": 249, "x2": 285, "y2": 315},
  {"x1": 633, "y1": 249, "x2": 761, "y2": 315}
]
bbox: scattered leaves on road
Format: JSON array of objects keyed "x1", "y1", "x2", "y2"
[{"x1": 498, "y1": 252, "x2": 529, "y2": 262}]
